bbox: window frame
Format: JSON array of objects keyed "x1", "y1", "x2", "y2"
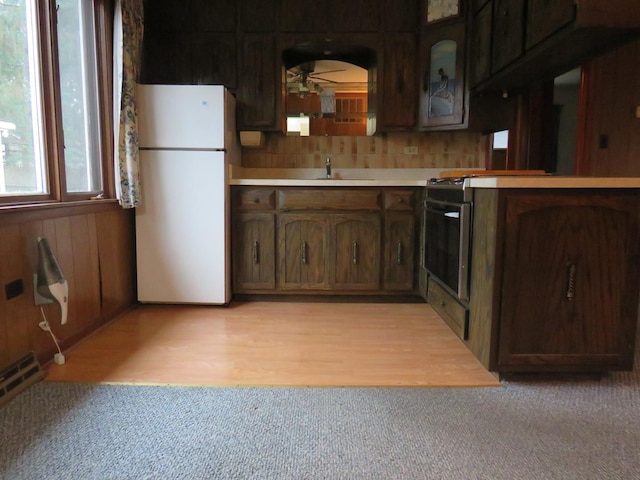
[{"x1": 1, "y1": 0, "x2": 114, "y2": 207}]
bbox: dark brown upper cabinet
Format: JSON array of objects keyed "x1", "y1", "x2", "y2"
[
  {"x1": 280, "y1": 0, "x2": 330, "y2": 32},
  {"x1": 192, "y1": 34, "x2": 237, "y2": 88},
  {"x1": 329, "y1": 0, "x2": 380, "y2": 32},
  {"x1": 469, "y1": 0, "x2": 492, "y2": 88},
  {"x1": 491, "y1": 0, "x2": 526, "y2": 73},
  {"x1": 237, "y1": 35, "x2": 279, "y2": 129},
  {"x1": 419, "y1": 22, "x2": 467, "y2": 130},
  {"x1": 239, "y1": 0, "x2": 277, "y2": 32},
  {"x1": 470, "y1": 0, "x2": 640, "y2": 93},
  {"x1": 378, "y1": 34, "x2": 418, "y2": 131},
  {"x1": 191, "y1": 0, "x2": 237, "y2": 32},
  {"x1": 140, "y1": 31, "x2": 192, "y2": 84},
  {"x1": 526, "y1": 0, "x2": 575, "y2": 49},
  {"x1": 382, "y1": 0, "x2": 418, "y2": 32}
]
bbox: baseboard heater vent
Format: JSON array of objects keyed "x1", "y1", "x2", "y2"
[{"x1": 0, "y1": 351, "x2": 46, "y2": 409}]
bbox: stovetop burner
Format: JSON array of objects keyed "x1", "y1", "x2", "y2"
[{"x1": 427, "y1": 177, "x2": 466, "y2": 185}]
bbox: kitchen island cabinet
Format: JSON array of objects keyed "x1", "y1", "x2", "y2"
[{"x1": 468, "y1": 187, "x2": 640, "y2": 373}]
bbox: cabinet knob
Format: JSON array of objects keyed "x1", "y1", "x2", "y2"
[
  {"x1": 398, "y1": 198, "x2": 404, "y2": 203},
  {"x1": 253, "y1": 198, "x2": 260, "y2": 204}
]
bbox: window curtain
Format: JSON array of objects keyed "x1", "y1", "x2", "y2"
[{"x1": 113, "y1": 0, "x2": 144, "y2": 208}]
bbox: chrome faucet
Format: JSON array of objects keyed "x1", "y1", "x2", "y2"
[{"x1": 325, "y1": 157, "x2": 332, "y2": 179}]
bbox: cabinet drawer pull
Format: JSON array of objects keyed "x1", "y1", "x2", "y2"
[
  {"x1": 352, "y1": 241, "x2": 358, "y2": 265},
  {"x1": 566, "y1": 263, "x2": 577, "y2": 301},
  {"x1": 252, "y1": 241, "x2": 259, "y2": 264},
  {"x1": 301, "y1": 241, "x2": 308, "y2": 265},
  {"x1": 396, "y1": 242, "x2": 403, "y2": 264}
]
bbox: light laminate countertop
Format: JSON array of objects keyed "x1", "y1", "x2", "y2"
[
  {"x1": 229, "y1": 167, "x2": 640, "y2": 188},
  {"x1": 468, "y1": 176, "x2": 640, "y2": 188}
]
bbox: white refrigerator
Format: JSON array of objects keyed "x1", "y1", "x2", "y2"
[{"x1": 135, "y1": 84, "x2": 240, "y2": 304}]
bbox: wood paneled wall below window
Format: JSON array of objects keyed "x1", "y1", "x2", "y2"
[{"x1": 0, "y1": 203, "x2": 136, "y2": 368}]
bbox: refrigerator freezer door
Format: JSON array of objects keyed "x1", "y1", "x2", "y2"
[
  {"x1": 136, "y1": 84, "x2": 226, "y2": 149},
  {"x1": 136, "y1": 150, "x2": 229, "y2": 304}
]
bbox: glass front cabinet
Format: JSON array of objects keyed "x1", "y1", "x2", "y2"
[{"x1": 419, "y1": 21, "x2": 468, "y2": 130}]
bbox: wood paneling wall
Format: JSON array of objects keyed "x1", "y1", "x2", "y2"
[
  {"x1": 579, "y1": 37, "x2": 640, "y2": 176},
  {"x1": 0, "y1": 203, "x2": 136, "y2": 368},
  {"x1": 241, "y1": 132, "x2": 488, "y2": 169}
]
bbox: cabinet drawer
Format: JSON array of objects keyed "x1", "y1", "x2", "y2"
[
  {"x1": 278, "y1": 188, "x2": 381, "y2": 211},
  {"x1": 233, "y1": 188, "x2": 276, "y2": 210},
  {"x1": 384, "y1": 191, "x2": 414, "y2": 211},
  {"x1": 428, "y1": 278, "x2": 469, "y2": 340}
]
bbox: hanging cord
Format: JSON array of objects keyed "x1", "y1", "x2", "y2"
[{"x1": 39, "y1": 307, "x2": 66, "y2": 365}]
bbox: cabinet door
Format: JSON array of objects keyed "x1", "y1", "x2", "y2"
[
  {"x1": 469, "y1": 1, "x2": 492, "y2": 88},
  {"x1": 280, "y1": 0, "x2": 329, "y2": 32},
  {"x1": 192, "y1": 34, "x2": 237, "y2": 87},
  {"x1": 382, "y1": 0, "x2": 417, "y2": 31},
  {"x1": 379, "y1": 34, "x2": 417, "y2": 131},
  {"x1": 233, "y1": 213, "x2": 276, "y2": 291},
  {"x1": 498, "y1": 192, "x2": 640, "y2": 370},
  {"x1": 491, "y1": 0, "x2": 525, "y2": 72},
  {"x1": 237, "y1": 35, "x2": 278, "y2": 129},
  {"x1": 526, "y1": 0, "x2": 575, "y2": 49},
  {"x1": 383, "y1": 212, "x2": 415, "y2": 291},
  {"x1": 239, "y1": 0, "x2": 277, "y2": 32},
  {"x1": 329, "y1": 0, "x2": 380, "y2": 32},
  {"x1": 191, "y1": 0, "x2": 236, "y2": 32},
  {"x1": 332, "y1": 214, "x2": 381, "y2": 290},
  {"x1": 279, "y1": 214, "x2": 331, "y2": 290},
  {"x1": 419, "y1": 22, "x2": 467, "y2": 129},
  {"x1": 141, "y1": 32, "x2": 192, "y2": 84}
]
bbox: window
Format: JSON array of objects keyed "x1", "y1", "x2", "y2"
[{"x1": 0, "y1": 0, "x2": 110, "y2": 204}]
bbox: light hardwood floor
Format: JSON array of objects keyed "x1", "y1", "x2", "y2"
[{"x1": 45, "y1": 301, "x2": 501, "y2": 387}]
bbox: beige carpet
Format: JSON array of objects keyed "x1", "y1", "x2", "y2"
[{"x1": 45, "y1": 301, "x2": 500, "y2": 388}]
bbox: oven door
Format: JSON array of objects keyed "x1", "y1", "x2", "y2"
[{"x1": 423, "y1": 197, "x2": 471, "y2": 302}]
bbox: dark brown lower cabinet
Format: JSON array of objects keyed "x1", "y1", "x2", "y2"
[
  {"x1": 232, "y1": 213, "x2": 276, "y2": 291},
  {"x1": 231, "y1": 186, "x2": 420, "y2": 295},
  {"x1": 332, "y1": 214, "x2": 381, "y2": 290},
  {"x1": 468, "y1": 188, "x2": 640, "y2": 373},
  {"x1": 383, "y1": 212, "x2": 415, "y2": 291},
  {"x1": 278, "y1": 214, "x2": 331, "y2": 290}
]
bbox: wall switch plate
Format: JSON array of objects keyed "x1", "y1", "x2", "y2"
[{"x1": 404, "y1": 146, "x2": 418, "y2": 155}]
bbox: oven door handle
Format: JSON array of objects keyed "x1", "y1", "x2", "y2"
[
  {"x1": 424, "y1": 198, "x2": 465, "y2": 210},
  {"x1": 425, "y1": 205, "x2": 461, "y2": 217}
]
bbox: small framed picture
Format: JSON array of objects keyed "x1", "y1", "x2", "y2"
[{"x1": 426, "y1": 0, "x2": 461, "y2": 24}]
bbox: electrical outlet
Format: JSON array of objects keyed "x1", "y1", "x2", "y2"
[
  {"x1": 4, "y1": 279, "x2": 24, "y2": 300},
  {"x1": 404, "y1": 146, "x2": 418, "y2": 155}
]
